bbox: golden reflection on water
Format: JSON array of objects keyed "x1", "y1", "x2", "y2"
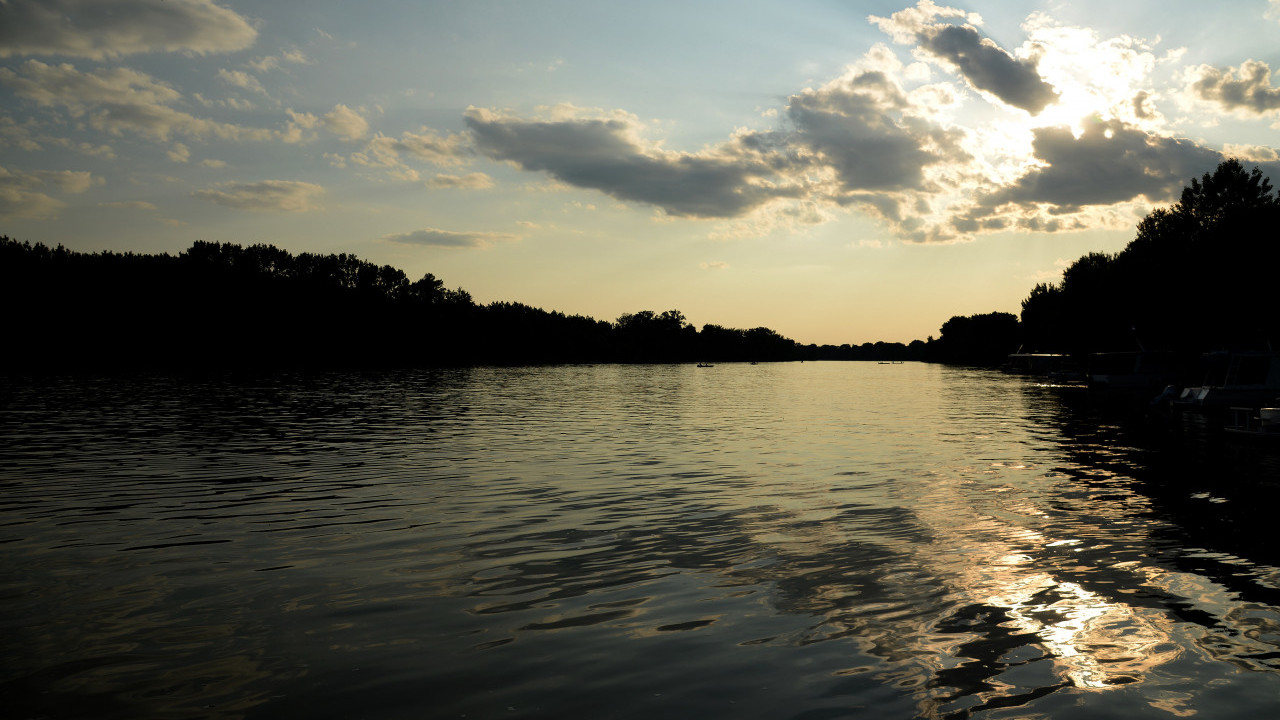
[{"x1": 901, "y1": 454, "x2": 1187, "y2": 714}]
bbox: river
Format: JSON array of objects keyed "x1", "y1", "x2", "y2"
[{"x1": 3, "y1": 362, "x2": 1280, "y2": 719}]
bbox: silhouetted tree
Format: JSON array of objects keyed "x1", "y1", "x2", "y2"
[
  {"x1": 931, "y1": 312, "x2": 1021, "y2": 365},
  {"x1": 1020, "y1": 159, "x2": 1280, "y2": 355}
]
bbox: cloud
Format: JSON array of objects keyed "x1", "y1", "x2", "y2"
[
  {"x1": 351, "y1": 127, "x2": 472, "y2": 173},
  {"x1": 783, "y1": 66, "x2": 960, "y2": 195},
  {"x1": 870, "y1": 0, "x2": 1058, "y2": 114},
  {"x1": 0, "y1": 114, "x2": 116, "y2": 157},
  {"x1": 248, "y1": 49, "x2": 310, "y2": 73},
  {"x1": 1223, "y1": 143, "x2": 1280, "y2": 163},
  {"x1": 217, "y1": 68, "x2": 267, "y2": 96},
  {"x1": 463, "y1": 63, "x2": 964, "y2": 232},
  {"x1": 168, "y1": 142, "x2": 191, "y2": 163},
  {"x1": 1184, "y1": 60, "x2": 1280, "y2": 116},
  {"x1": 323, "y1": 104, "x2": 369, "y2": 141},
  {"x1": 465, "y1": 106, "x2": 804, "y2": 218},
  {"x1": 382, "y1": 228, "x2": 517, "y2": 249},
  {"x1": 0, "y1": 60, "x2": 274, "y2": 142},
  {"x1": 426, "y1": 172, "x2": 494, "y2": 189},
  {"x1": 0, "y1": 0, "x2": 257, "y2": 60},
  {"x1": 453, "y1": 7, "x2": 1267, "y2": 244},
  {"x1": 700, "y1": 261, "x2": 729, "y2": 270},
  {"x1": 0, "y1": 165, "x2": 99, "y2": 219},
  {"x1": 956, "y1": 118, "x2": 1224, "y2": 231},
  {"x1": 36, "y1": 169, "x2": 98, "y2": 193},
  {"x1": 193, "y1": 180, "x2": 325, "y2": 212},
  {"x1": 99, "y1": 200, "x2": 158, "y2": 210}
]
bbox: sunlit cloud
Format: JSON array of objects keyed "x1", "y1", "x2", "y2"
[
  {"x1": 167, "y1": 142, "x2": 191, "y2": 163},
  {"x1": 699, "y1": 261, "x2": 729, "y2": 270},
  {"x1": 426, "y1": 172, "x2": 494, "y2": 189},
  {"x1": 217, "y1": 68, "x2": 268, "y2": 96},
  {"x1": 382, "y1": 227, "x2": 518, "y2": 249},
  {"x1": 0, "y1": 60, "x2": 274, "y2": 142},
  {"x1": 349, "y1": 127, "x2": 472, "y2": 179},
  {"x1": 0, "y1": 115, "x2": 116, "y2": 157},
  {"x1": 193, "y1": 180, "x2": 325, "y2": 212},
  {"x1": 0, "y1": 0, "x2": 257, "y2": 60},
  {"x1": 248, "y1": 49, "x2": 310, "y2": 73},
  {"x1": 870, "y1": 0, "x2": 1058, "y2": 114},
  {"x1": 457, "y1": 1, "x2": 1246, "y2": 247},
  {"x1": 323, "y1": 104, "x2": 369, "y2": 141},
  {"x1": 0, "y1": 165, "x2": 97, "y2": 219},
  {"x1": 37, "y1": 169, "x2": 99, "y2": 194},
  {"x1": 1183, "y1": 60, "x2": 1280, "y2": 118},
  {"x1": 1222, "y1": 143, "x2": 1280, "y2": 163}
]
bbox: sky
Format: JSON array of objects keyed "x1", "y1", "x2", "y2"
[{"x1": 2, "y1": 0, "x2": 1279, "y2": 345}]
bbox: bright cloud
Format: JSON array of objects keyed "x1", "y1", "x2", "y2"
[
  {"x1": 194, "y1": 180, "x2": 325, "y2": 212},
  {"x1": 456, "y1": 1, "x2": 1263, "y2": 244},
  {"x1": 0, "y1": 0, "x2": 257, "y2": 60}
]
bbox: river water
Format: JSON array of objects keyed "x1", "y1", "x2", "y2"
[{"x1": 3, "y1": 362, "x2": 1280, "y2": 719}]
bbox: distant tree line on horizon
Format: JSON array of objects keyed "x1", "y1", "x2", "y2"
[
  {"x1": 2, "y1": 160, "x2": 1273, "y2": 372},
  {"x1": 0, "y1": 237, "x2": 927, "y2": 371}
]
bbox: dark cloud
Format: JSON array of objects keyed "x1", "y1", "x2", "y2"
[
  {"x1": 0, "y1": 0, "x2": 257, "y2": 60},
  {"x1": 785, "y1": 70, "x2": 946, "y2": 193},
  {"x1": 1187, "y1": 60, "x2": 1280, "y2": 115},
  {"x1": 464, "y1": 109, "x2": 801, "y2": 218},
  {"x1": 463, "y1": 66, "x2": 961, "y2": 220},
  {"x1": 960, "y1": 118, "x2": 1224, "y2": 225},
  {"x1": 383, "y1": 228, "x2": 517, "y2": 249},
  {"x1": 916, "y1": 24, "x2": 1058, "y2": 114}
]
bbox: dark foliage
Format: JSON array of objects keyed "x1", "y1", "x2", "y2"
[
  {"x1": 928, "y1": 312, "x2": 1022, "y2": 366},
  {"x1": 1, "y1": 239, "x2": 841, "y2": 371},
  {"x1": 1019, "y1": 159, "x2": 1280, "y2": 355}
]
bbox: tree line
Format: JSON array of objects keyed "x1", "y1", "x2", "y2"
[
  {"x1": 928, "y1": 159, "x2": 1280, "y2": 365},
  {"x1": 1, "y1": 238, "x2": 928, "y2": 370},
  {"x1": 3, "y1": 160, "x2": 1270, "y2": 372}
]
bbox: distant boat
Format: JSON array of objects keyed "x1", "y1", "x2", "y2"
[{"x1": 697, "y1": 362, "x2": 714, "y2": 368}]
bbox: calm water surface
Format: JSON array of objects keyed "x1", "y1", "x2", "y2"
[{"x1": 3, "y1": 362, "x2": 1280, "y2": 719}]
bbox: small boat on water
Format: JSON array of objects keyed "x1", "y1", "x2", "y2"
[{"x1": 696, "y1": 362, "x2": 714, "y2": 368}]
